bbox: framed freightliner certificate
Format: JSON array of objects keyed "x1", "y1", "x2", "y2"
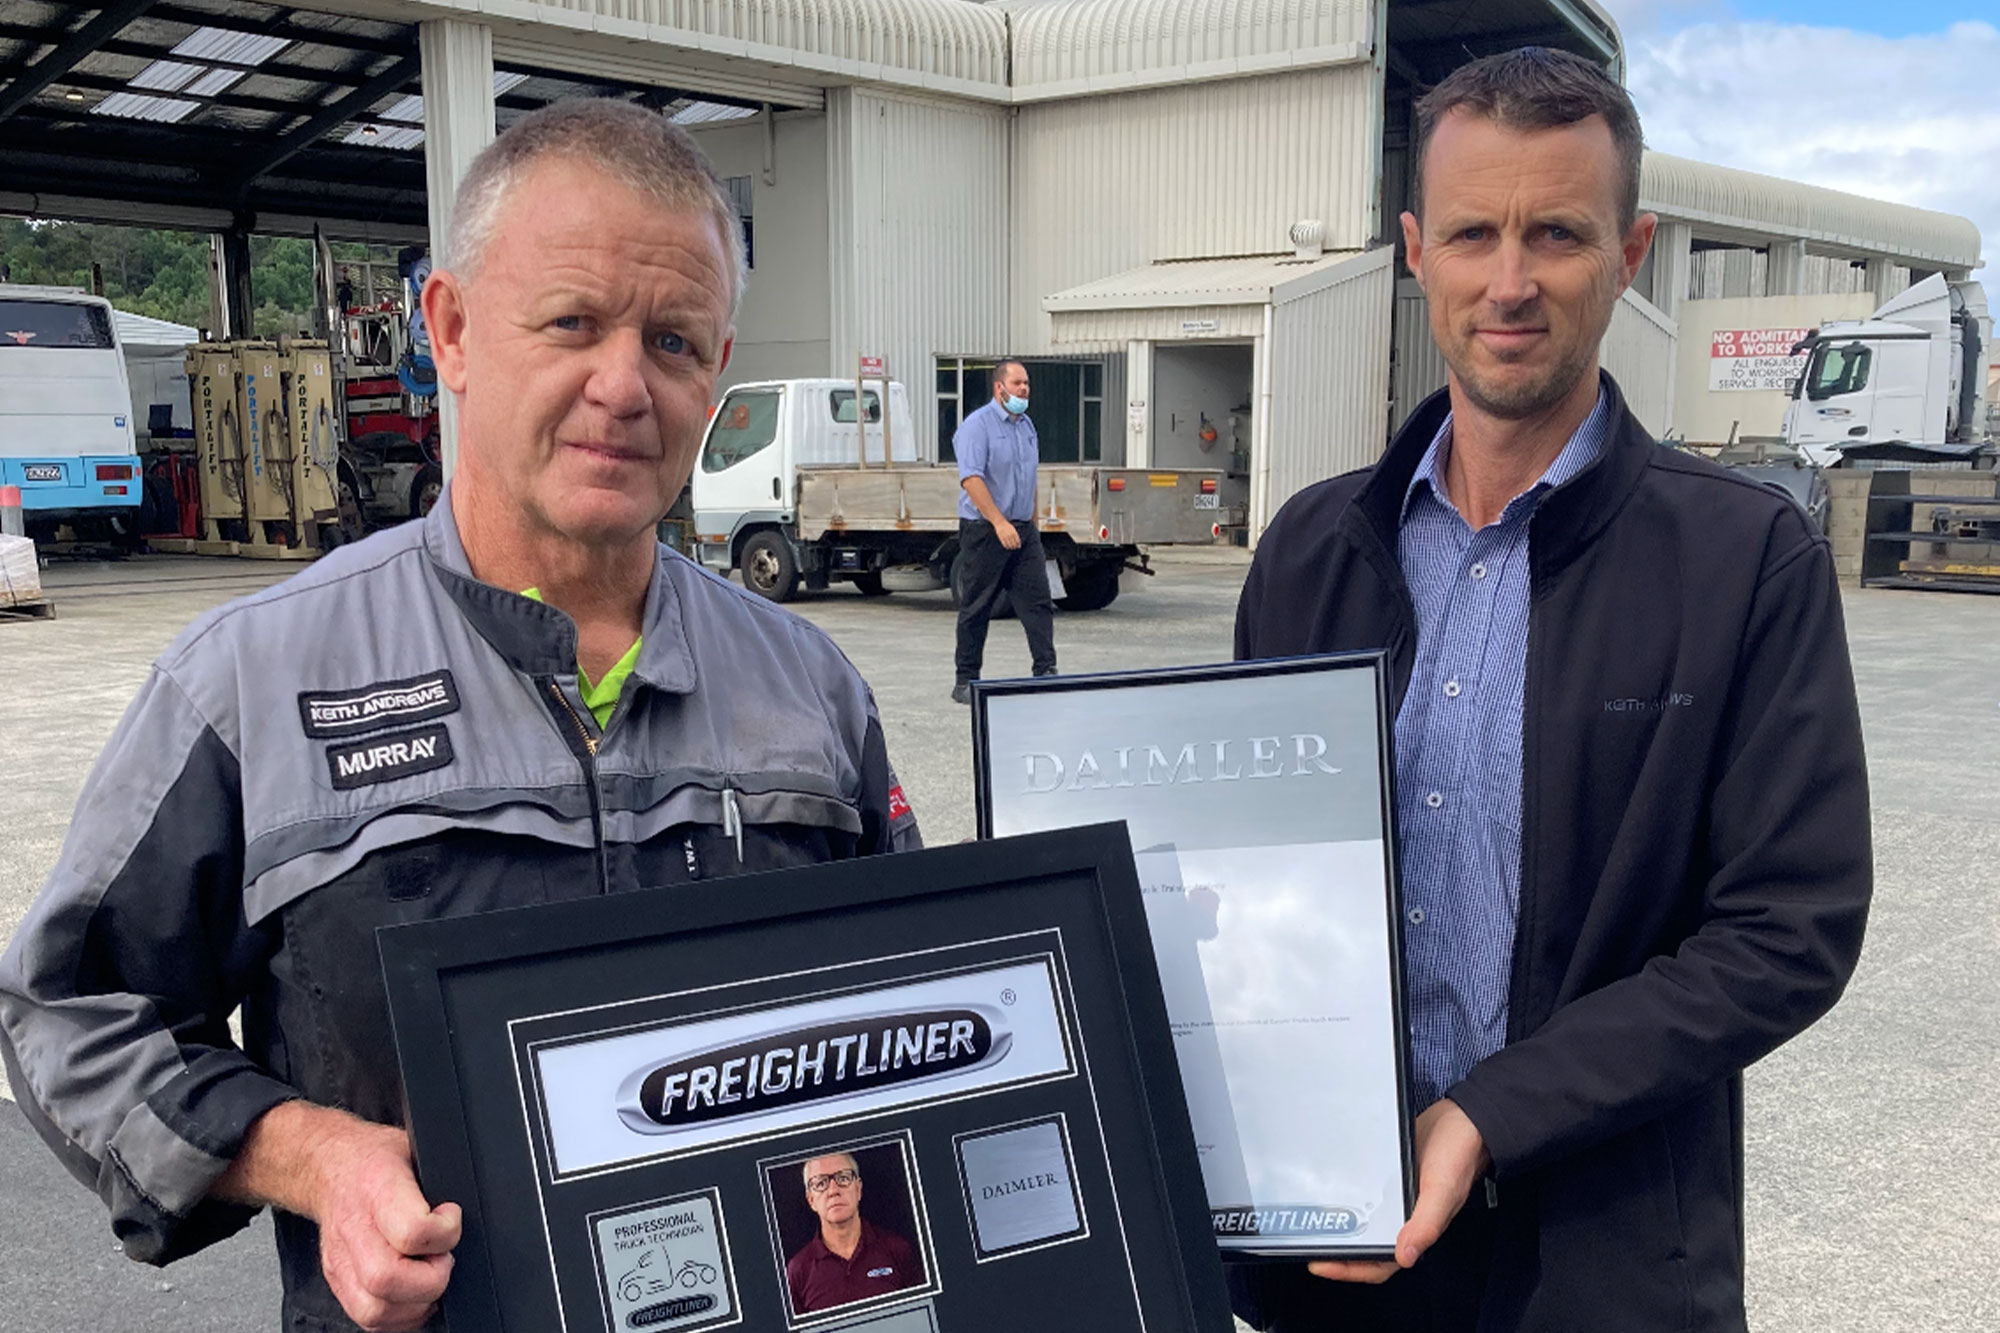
[
  {"x1": 379, "y1": 824, "x2": 1234, "y2": 1331},
  {"x1": 972, "y1": 656, "x2": 1415, "y2": 1260}
]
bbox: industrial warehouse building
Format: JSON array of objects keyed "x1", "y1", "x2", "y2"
[{"x1": 2, "y1": 0, "x2": 1984, "y2": 542}]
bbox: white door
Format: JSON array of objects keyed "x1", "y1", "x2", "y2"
[
  {"x1": 1789, "y1": 341, "x2": 1878, "y2": 459},
  {"x1": 692, "y1": 386, "x2": 788, "y2": 527}
]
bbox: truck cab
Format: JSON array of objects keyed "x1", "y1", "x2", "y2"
[
  {"x1": 1783, "y1": 275, "x2": 1992, "y2": 466},
  {"x1": 692, "y1": 377, "x2": 917, "y2": 570}
]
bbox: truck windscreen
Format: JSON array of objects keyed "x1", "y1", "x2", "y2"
[
  {"x1": 0, "y1": 300, "x2": 115, "y2": 350},
  {"x1": 1804, "y1": 342, "x2": 1871, "y2": 401}
]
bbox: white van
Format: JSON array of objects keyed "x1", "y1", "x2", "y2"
[{"x1": 0, "y1": 285, "x2": 143, "y2": 534}]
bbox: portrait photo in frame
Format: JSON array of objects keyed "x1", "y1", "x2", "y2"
[{"x1": 759, "y1": 1131, "x2": 939, "y2": 1327}]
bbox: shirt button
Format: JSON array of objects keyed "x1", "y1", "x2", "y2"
[
  {"x1": 1425, "y1": 791, "x2": 1443, "y2": 809},
  {"x1": 1470, "y1": 563, "x2": 1488, "y2": 580},
  {"x1": 1408, "y1": 908, "x2": 1426, "y2": 925},
  {"x1": 1443, "y1": 679, "x2": 1461, "y2": 698}
]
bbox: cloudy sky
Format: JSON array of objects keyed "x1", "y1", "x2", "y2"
[{"x1": 1599, "y1": 0, "x2": 1999, "y2": 272}]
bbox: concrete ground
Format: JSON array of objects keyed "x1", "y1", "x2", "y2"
[{"x1": 0, "y1": 549, "x2": 1995, "y2": 1331}]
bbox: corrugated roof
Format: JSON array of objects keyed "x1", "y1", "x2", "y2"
[
  {"x1": 672, "y1": 101, "x2": 761, "y2": 125},
  {"x1": 90, "y1": 24, "x2": 291, "y2": 125},
  {"x1": 113, "y1": 310, "x2": 200, "y2": 348},
  {"x1": 1009, "y1": 0, "x2": 1626, "y2": 100},
  {"x1": 1010, "y1": 0, "x2": 1374, "y2": 99},
  {"x1": 1642, "y1": 151, "x2": 1982, "y2": 271},
  {"x1": 1043, "y1": 250, "x2": 1373, "y2": 310}
]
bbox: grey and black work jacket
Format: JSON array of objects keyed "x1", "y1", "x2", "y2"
[{"x1": 0, "y1": 487, "x2": 921, "y2": 1330}]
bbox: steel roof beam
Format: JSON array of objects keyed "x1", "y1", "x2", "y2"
[
  {"x1": 8, "y1": 99, "x2": 289, "y2": 141},
  {"x1": 229, "y1": 49, "x2": 420, "y2": 194},
  {"x1": 34, "y1": 66, "x2": 319, "y2": 117},
  {"x1": 0, "y1": 0, "x2": 160, "y2": 126},
  {"x1": 2, "y1": 140, "x2": 425, "y2": 193}
]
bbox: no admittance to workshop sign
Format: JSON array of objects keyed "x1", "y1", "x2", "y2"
[{"x1": 1708, "y1": 327, "x2": 1811, "y2": 393}]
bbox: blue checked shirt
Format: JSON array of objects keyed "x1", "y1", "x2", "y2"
[{"x1": 1395, "y1": 389, "x2": 1611, "y2": 1110}]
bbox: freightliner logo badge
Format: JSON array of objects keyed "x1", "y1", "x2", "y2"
[{"x1": 614, "y1": 1008, "x2": 1010, "y2": 1136}]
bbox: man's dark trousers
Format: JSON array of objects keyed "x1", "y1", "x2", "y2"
[{"x1": 954, "y1": 518, "x2": 1056, "y2": 683}]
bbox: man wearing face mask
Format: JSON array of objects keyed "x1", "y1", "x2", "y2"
[{"x1": 951, "y1": 359, "x2": 1057, "y2": 704}]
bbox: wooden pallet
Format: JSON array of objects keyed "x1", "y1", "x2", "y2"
[{"x1": 0, "y1": 597, "x2": 56, "y2": 621}]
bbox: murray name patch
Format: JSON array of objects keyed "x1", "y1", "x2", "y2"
[
  {"x1": 298, "y1": 671, "x2": 460, "y2": 738},
  {"x1": 326, "y1": 724, "x2": 455, "y2": 790}
]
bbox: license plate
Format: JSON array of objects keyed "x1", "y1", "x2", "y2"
[
  {"x1": 1192, "y1": 493, "x2": 1219, "y2": 510},
  {"x1": 21, "y1": 464, "x2": 62, "y2": 482}
]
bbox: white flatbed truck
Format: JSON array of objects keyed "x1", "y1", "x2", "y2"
[{"x1": 689, "y1": 378, "x2": 1224, "y2": 610}]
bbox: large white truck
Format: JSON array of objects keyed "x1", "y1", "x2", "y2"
[
  {"x1": 689, "y1": 378, "x2": 1224, "y2": 610},
  {"x1": 1783, "y1": 274, "x2": 1993, "y2": 465}
]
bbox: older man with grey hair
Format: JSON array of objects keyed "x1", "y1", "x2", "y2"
[{"x1": 0, "y1": 99, "x2": 920, "y2": 1333}]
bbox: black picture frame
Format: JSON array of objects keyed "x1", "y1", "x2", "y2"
[
  {"x1": 379, "y1": 823, "x2": 1234, "y2": 1331},
  {"x1": 971, "y1": 654, "x2": 1417, "y2": 1261}
]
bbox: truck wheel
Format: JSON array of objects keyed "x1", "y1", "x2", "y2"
[
  {"x1": 411, "y1": 465, "x2": 442, "y2": 520},
  {"x1": 740, "y1": 530, "x2": 800, "y2": 602},
  {"x1": 1056, "y1": 564, "x2": 1120, "y2": 612},
  {"x1": 851, "y1": 571, "x2": 891, "y2": 597},
  {"x1": 336, "y1": 464, "x2": 369, "y2": 541}
]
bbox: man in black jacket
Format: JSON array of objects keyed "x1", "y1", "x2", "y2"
[{"x1": 1231, "y1": 48, "x2": 1870, "y2": 1332}]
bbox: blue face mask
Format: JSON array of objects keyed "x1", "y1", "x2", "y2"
[{"x1": 1003, "y1": 395, "x2": 1030, "y2": 416}]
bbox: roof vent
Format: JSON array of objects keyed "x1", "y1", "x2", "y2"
[{"x1": 1289, "y1": 220, "x2": 1325, "y2": 260}]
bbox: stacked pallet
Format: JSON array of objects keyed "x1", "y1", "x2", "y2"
[{"x1": 0, "y1": 534, "x2": 49, "y2": 616}]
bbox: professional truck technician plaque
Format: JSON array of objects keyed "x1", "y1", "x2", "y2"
[{"x1": 380, "y1": 825, "x2": 1231, "y2": 1331}]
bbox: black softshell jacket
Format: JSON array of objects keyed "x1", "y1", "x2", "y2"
[{"x1": 1231, "y1": 374, "x2": 1872, "y2": 1331}]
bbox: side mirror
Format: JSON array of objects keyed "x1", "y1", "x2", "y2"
[{"x1": 1785, "y1": 378, "x2": 1800, "y2": 397}]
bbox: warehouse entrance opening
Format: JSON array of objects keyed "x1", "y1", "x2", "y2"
[
  {"x1": 936, "y1": 357, "x2": 1108, "y2": 464},
  {"x1": 1151, "y1": 343, "x2": 1252, "y2": 539}
]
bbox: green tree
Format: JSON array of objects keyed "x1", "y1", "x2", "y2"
[{"x1": 0, "y1": 219, "x2": 405, "y2": 336}]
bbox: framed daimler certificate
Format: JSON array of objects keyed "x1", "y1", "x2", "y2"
[
  {"x1": 973, "y1": 656, "x2": 1415, "y2": 1260},
  {"x1": 379, "y1": 824, "x2": 1234, "y2": 1331}
]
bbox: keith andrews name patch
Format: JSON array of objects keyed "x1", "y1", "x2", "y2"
[
  {"x1": 298, "y1": 670, "x2": 461, "y2": 738},
  {"x1": 326, "y1": 724, "x2": 455, "y2": 790}
]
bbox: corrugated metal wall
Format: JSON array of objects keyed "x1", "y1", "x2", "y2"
[
  {"x1": 685, "y1": 113, "x2": 833, "y2": 392},
  {"x1": 1012, "y1": 0, "x2": 1373, "y2": 99},
  {"x1": 1263, "y1": 248, "x2": 1394, "y2": 533},
  {"x1": 1682, "y1": 249, "x2": 1910, "y2": 302},
  {"x1": 1600, "y1": 289, "x2": 1678, "y2": 436},
  {"x1": 1391, "y1": 277, "x2": 1447, "y2": 430},
  {"x1": 828, "y1": 87, "x2": 1010, "y2": 459},
  {"x1": 1012, "y1": 63, "x2": 1379, "y2": 356}
]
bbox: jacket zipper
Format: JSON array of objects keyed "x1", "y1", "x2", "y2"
[
  {"x1": 542, "y1": 677, "x2": 611, "y2": 895},
  {"x1": 720, "y1": 786, "x2": 745, "y2": 864}
]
